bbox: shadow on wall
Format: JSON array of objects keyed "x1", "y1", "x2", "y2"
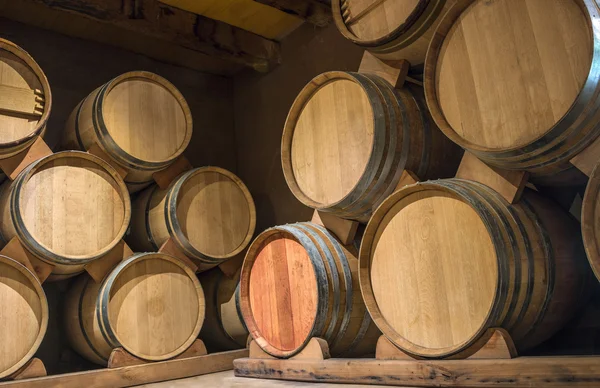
[{"x1": 234, "y1": 23, "x2": 365, "y2": 231}]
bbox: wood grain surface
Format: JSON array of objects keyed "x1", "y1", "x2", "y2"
[
  {"x1": 345, "y1": 0, "x2": 422, "y2": 41},
  {"x1": 360, "y1": 179, "x2": 590, "y2": 358},
  {"x1": 63, "y1": 71, "x2": 193, "y2": 192},
  {"x1": 64, "y1": 252, "x2": 205, "y2": 365},
  {"x1": 0, "y1": 38, "x2": 50, "y2": 159},
  {"x1": 0, "y1": 255, "x2": 47, "y2": 379},
  {"x1": 128, "y1": 167, "x2": 256, "y2": 264},
  {"x1": 424, "y1": 0, "x2": 600, "y2": 179},
  {"x1": 0, "y1": 151, "x2": 130, "y2": 279}
]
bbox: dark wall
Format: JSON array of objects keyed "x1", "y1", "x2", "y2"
[
  {"x1": 0, "y1": 17, "x2": 236, "y2": 374},
  {"x1": 0, "y1": 17, "x2": 237, "y2": 172},
  {"x1": 233, "y1": 23, "x2": 364, "y2": 232}
]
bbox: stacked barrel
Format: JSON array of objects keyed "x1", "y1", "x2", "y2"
[
  {"x1": 0, "y1": 38, "x2": 256, "y2": 377},
  {"x1": 241, "y1": 0, "x2": 598, "y2": 360}
]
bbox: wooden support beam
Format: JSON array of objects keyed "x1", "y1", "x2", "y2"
[
  {"x1": 0, "y1": 137, "x2": 53, "y2": 180},
  {"x1": 0, "y1": 0, "x2": 281, "y2": 75},
  {"x1": 108, "y1": 340, "x2": 207, "y2": 368},
  {"x1": 254, "y1": 0, "x2": 332, "y2": 27},
  {"x1": 0, "y1": 85, "x2": 43, "y2": 118}
]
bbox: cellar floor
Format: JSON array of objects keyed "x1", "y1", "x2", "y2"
[{"x1": 139, "y1": 370, "x2": 395, "y2": 387}]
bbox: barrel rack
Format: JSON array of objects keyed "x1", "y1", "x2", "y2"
[
  {"x1": 233, "y1": 51, "x2": 600, "y2": 387},
  {"x1": 0, "y1": 140, "x2": 249, "y2": 387}
]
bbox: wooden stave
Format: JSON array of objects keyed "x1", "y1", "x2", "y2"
[
  {"x1": 283, "y1": 71, "x2": 460, "y2": 222},
  {"x1": 0, "y1": 255, "x2": 48, "y2": 379},
  {"x1": 582, "y1": 162, "x2": 600, "y2": 280},
  {"x1": 0, "y1": 151, "x2": 131, "y2": 279},
  {"x1": 0, "y1": 38, "x2": 52, "y2": 159},
  {"x1": 65, "y1": 252, "x2": 205, "y2": 365},
  {"x1": 423, "y1": 0, "x2": 600, "y2": 178},
  {"x1": 198, "y1": 269, "x2": 249, "y2": 353},
  {"x1": 240, "y1": 223, "x2": 379, "y2": 359},
  {"x1": 360, "y1": 179, "x2": 588, "y2": 359},
  {"x1": 62, "y1": 71, "x2": 193, "y2": 192},
  {"x1": 331, "y1": 0, "x2": 449, "y2": 65},
  {"x1": 127, "y1": 167, "x2": 256, "y2": 265}
]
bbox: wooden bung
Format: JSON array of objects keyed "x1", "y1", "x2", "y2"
[
  {"x1": 0, "y1": 254, "x2": 48, "y2": 379},
  {"x1": 360, "y1": 179, "x2": 590, "y2": 359},
  {"x1": 331, "y1": 0, "x2": 449, "y2": 67},
  {"x1": 281, "y1": 71, "x2": 462, "y2": 222},
  {"x1": 62, "y1": 71, "x2": 193, "y2": 193},
  {"x1": 239, "y1": 222, "x2": 381, "y2": 359},
  {"x1": 198, "y1": 267, "x2": 249, "y2": 353},
  {"x1": 424, "y1": 0, "x2": 600, "y2": 185},
  {"x1": 64, "y1": 252, "x2": 205, "y2": 365},
  {"x1": 0, "y1": 151, "x2": 131, "y2": 281},
  {"x1": 128, "y1": 167, "x2": 256, "y2": 270},
  {"x1": 0, "y1": 38, "x2": 51, "y2": 161}
]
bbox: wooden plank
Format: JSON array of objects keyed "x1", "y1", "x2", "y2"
[
  {"x1": 159, "y1": 0, "x2": 304, "y2": 41},
  {"x1": 394, "y1": 169, "x2": 419, "y2": 192},
  {"x1": 108, "y1": 340, "x2": 207, "y2": 368},
  {"x1": 87, "y1": 143, "x2": 128, "y2": 179},
  {"x1": 0, "y1": 137, "x2": 53, "y2": 180},
  {"x1": 0, "y1": 349, "x2": 247, "y2": 388},
  {"x1": 456, "y1": 152, "x2": 528, "y2": 204},
  {"x1": 358, "y1": 51, "x2": 409, "y2": 89},
  {"x1": 0, "y1": 0, "x2": 281, "y2": 75},
  {"x1": 218, "y1": 251, "x2": 245, "y2": 278},
  {"x1": 571, "y1": 135, "x2": 600, "y2": 177},
  {"x1": 254, "y1": 0, "x2": 332, "y2": 27},
  {"x1": 0, "y1": 85, "x2": 43, "y2": 118},
  {"x1": 248, "y1": 338, "x2": 330, "y2": 360},
  {"x1": 83, "y1": 240, "x2": 133, "y2": 284},
  {"x1": 7, "y1": 359, "x2": 46, "y2": 381},
  {"x1": 152, "y1": 155, "x2": 193, "y2": 189},
  {"x1": 158, "y1": 237, "x2": 198, "y2": 273},
  {"x1": 311, "y1": 210, "x2": 359, "y2": 245},
  {"x1": 0, "y1": 237, "x2": 53, "y2": 283},
  {"x1": 233, "y1": 355, "x2": 600, "y2": 387}
]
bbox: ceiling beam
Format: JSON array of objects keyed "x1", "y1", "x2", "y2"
[
  {"x1": 254, "y1": 0, "x2": 331, "y2": 27},
  {"x1": 0, "y1": 0, "x2": 282, "y2": 76}
]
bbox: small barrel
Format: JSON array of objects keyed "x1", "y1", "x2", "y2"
[
  {"x1": 331, "y1": 0, "x2": 449, "y2": 68},
  {"x1": 240, "y1": 222, "x2": 380, "y2": 358},
  {"x1": 198, "y1": 268, "x2": 248, "y2": 352},
  {"x1": 63, "y1": 71, "x2": 193, "y2": 193},
  {"x1": 0, "y1": 151, "x2": 130, "y2": 280},
  {"x1": 282, "y1": 71, "x2": 461, "y2": 222},
  {"x1": 424, "y1": 0, "x2": 600, "y2": 183},
  {"x1": 582, "y1": 163, "x2": 600, "y2": 281},
  {"x1": 64, "y1": 252, "x2": 205, "y2": 365},
  {"x1": 0, "y1": 38, "x2": 51, "y2": 159},
  {"x1": 360, "y1": 179, "x2": 590, "y2": 359},
  {"x1": 0, "y1": 255, "x2": 47, "y2": 379},
  {"x1": 128, "y1": 167, "x2": 256, "y2": 271}
]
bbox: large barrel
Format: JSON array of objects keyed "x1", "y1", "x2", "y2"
[
  {"x1": 332, "y1": 0, "x2": 449, "y2": 68},
  {"x1": 198, "y1": 268, "x2": 248, "y2": 352},
  {"x1": 128, "y1": 167, "x2": 256, "y2": 271},
  {"x1": 582, "y1": 163, "x2": 600, "y2": 281},
  {"x1": 64, "y1": 252, "x2": 205, "y2": 365},
  {"x1": 0, "y1": 151, "x2": 130, "y2": 281},
  {"x1": 282, "y1": 71, "x2": 461, "y2": 222},
  {"x1": 360, "y1": 179, "x2": 590, "y2": 359},
  {"x1": 0, "y1": 255, "x2": 47, "y2": 379},
  {"x1": 239, "y1": 222, "x2": 380, "y2": 358},
  {"x1": 424, "y1": 0, "x2": 600, "y2": 183},
  {"x1": 0, "y1": 38, "x2": 51, "y2": 159},
  {"x1": 63, "y1": 71, "x2": 193, "y2": 193}
]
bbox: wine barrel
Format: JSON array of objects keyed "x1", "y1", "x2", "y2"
[
  {"x1": 0, "y1": 151, "x2": 130, "y2": 281},
  {"x1": 282, "y1": 71, "x2": 461, "y2": 222},
  {"x1": 240, "y1": 222, "x2": 380, "y2": 358},
  {"x1": 64, "y1": 252, "x2": 205, "y2": 365},
  {"x1": 424, "y1": 0, "x2": 600, "y2": 183},
  {"x1": 128, "y1": 167, "x2": 256, "y2": 271},
  {"x1": 332, "y1": 0, "x2": 449, "y2": 68},
  {"x1": 198, "y1": 268, "x2": 248, "y2": 352},
  {"x1": 582, "y1": 163, "x2": 600, "y2": 281},
  {"x1": 0, "y1": 255, "x2": 47, "y2": 379},
  {"x1": 360, "y1": 179, "x2": 590, "y2": 359},
  {"x1": 0, "y1": 38, "x2": 51, "y2": 159},
  {"x1": 63, "y1": 71, "x2": 193, "y2": 193}
]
